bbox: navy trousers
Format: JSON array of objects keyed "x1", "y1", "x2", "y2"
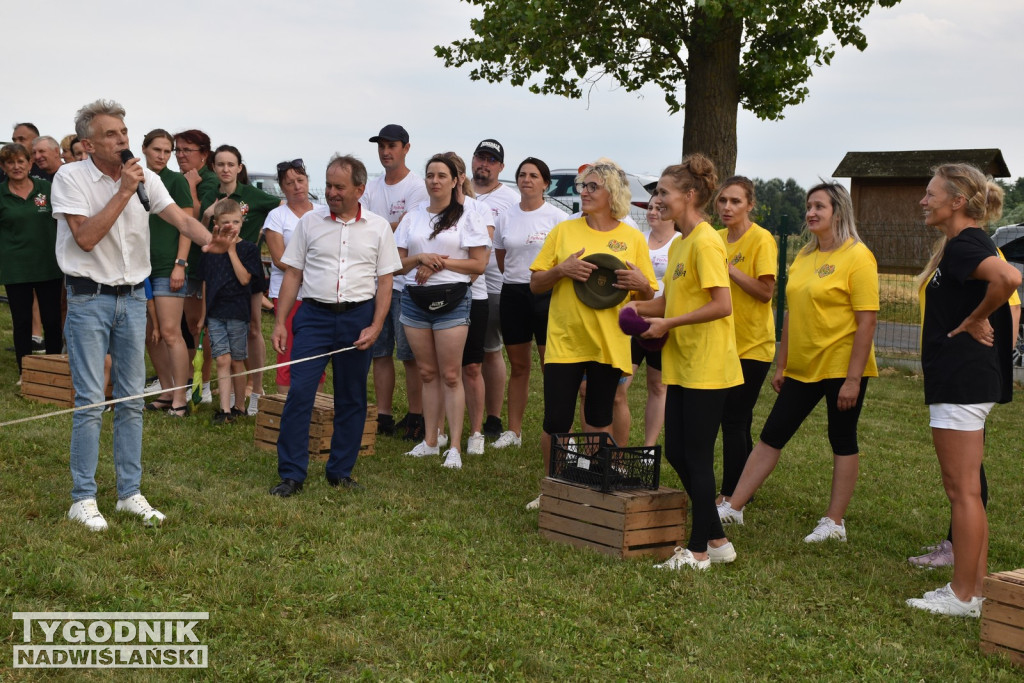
[{"x1": 277, "y1": 301, "x2": 373, "y2": 482}]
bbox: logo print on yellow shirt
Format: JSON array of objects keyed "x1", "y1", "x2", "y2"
[
  {"x1": 672, "y1": 262, "x2": 687, "y2": 280},
  {"x1": 607, "y1": 239, "x2": 627, "y2": 252},
  {"x1": 730, "y1": 252, "x2": 745, "y2": 265},
  {"x1": 816, "y1": 263, "x2": 835, "y2": 278}
]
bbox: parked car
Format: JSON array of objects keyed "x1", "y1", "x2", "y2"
[
  {"x1": 545, "y1": 168, "x2": 657, "y2": 214},
  {"x1": 991, "y1": 223, "x2": 1024, "y2": 365}
]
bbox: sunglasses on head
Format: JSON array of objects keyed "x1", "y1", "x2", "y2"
[{"x1": 276, "y1": 158, "x2": 305, "y2": 172}]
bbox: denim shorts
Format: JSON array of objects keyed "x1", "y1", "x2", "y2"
[
  {"x1": 151, "y1": 276, "x2": 201, "y2": 299},
  {"x1": 207, "y1": 317, "x2": 248, "y2": 360},
  {"x1": 372, "y1": 289, "x2": 415, "y2": 361},
  {"x1": 400, "y1": 289, "x2": 471, "y2": 330}
]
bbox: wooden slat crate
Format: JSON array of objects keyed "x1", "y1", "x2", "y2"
[
  {"x1": 981, "y1": 569, "x2": 1024, "y2": 666},
  {"x1": 538, "y1": 477, "x2": 687, "y2": 559},
  {"x1": 21, "y1": 354, "x2": 112, "y2": 407},
  {"x1": 254, "y1": 392, "x2": 376, "y2": 461}
]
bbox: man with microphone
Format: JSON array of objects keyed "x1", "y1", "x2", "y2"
[{"x1": 51, "y1": 99, "x2": 212, "y2": 531}]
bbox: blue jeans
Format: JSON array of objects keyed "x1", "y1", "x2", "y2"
[
  {"x1": 65, "y1": 286, "x2": 147, "y2": 502},
  {"x1": 277, "y1": 300, "x2": 375, "y2": 482}
]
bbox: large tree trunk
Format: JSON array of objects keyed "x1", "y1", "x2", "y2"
[{"x1": 682, "y1": 8, "x2": 743, "y2": 178}]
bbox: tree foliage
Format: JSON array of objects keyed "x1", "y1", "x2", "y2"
[
  {"x1": 436, "y1": 0, "x2": 900, "y2": 175},
  {"x1": 997, "y1": 177, "x2": 1024, "y2": 225},
  {"x1": 751, "y1": 177, "x2": 807, "y2": 235}
]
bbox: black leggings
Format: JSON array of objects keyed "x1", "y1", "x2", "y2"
[
  {"x1": 542, "y1": 362, "x2": 621, "y2": 433},
  {"x1": 760, "y1": 377, "x2": 869, "y2": 455},
  {"x1": 720, "y1": 359, "x2": 770, "y2": 496},
  {"x1": 6, "y1": 279, "x2": 63, "y2": 371},
  {"x1": 664, "y1": 385, "x2": 729, "y2": 553}
]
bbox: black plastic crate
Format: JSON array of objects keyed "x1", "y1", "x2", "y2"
[{"x1": 549, "y1": 432, "x2": 661, "y2": 492}]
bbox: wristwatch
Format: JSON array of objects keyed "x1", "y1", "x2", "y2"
[{"x1": 174, "y1": 258, "x2": 188, "y2": 267}]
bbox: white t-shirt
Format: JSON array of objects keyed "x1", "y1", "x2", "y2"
[
  {"x1": 265, "y1": 202, "x2": 326, "y2": 298},
  {"x1": 395, "y1": 204, "x2": 491, "y2": 288},
  {"x1": 281, "y1": 204, "x2": 402, "y2": 303},
  {"x1": 52, "y1": 157, "x2": 175, "y2": 285},
  {"x1": 493, "y1": 202, "x2": 567, "y2": 284},
  {"x1": 362, "y1": 171, "x2": 429, "y2": 291},
  {"x1": 645, "y1": 231, "x2": 680, "y2": 297},
  {"x1": 475, "y1": 183, "x2": 520, "y2": 294}
]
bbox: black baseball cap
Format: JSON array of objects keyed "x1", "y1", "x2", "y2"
[
  {"x1": 473, "y1": 139, "x2": 504, "y2": 163},
  {"x1": 369, "y1": 124, "x2": 409, "y2": 144}
]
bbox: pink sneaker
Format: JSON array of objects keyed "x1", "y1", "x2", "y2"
[{"x1": 908, "y1": 539, "x2": 953, "y2": 568}]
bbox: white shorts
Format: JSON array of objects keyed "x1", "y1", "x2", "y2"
[{"x1": 928, "y1": 402, "x2": 995, "y2": 431}]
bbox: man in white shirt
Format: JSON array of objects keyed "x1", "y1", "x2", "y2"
[
  {"x1": 470, "y1": 139, "x2": 520, "y2": 439},
  {"x1": 270, "y1": 155, "x2": 402, "y2": 496},
  {"x1": 362, "y1": 124, "x2": 429, "y2": 440},
  {"x1": 51, "y1": 99, "x2": 212, "y2": 531}
]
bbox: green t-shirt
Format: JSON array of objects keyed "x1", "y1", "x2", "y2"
[
  {"x1": 0, "y1": 177, "x2": 61, "y2": 284},
  {"x1": 149, "y1": 167, "x2": 195, "y2": 278},
  {"x1": 200, "y1": 183, "x2": 280, "y2": 244},
  {"x1": 197, "y1": 166, "x2": 218, "y2": 201}
]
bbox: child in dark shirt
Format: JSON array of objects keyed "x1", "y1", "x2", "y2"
[{"x1": 199, "y1": 199, "x2": 265, "y2": 424}]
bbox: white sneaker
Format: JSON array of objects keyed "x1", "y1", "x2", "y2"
[
  {"x1": 654, "y1": 547, "x2": 709, "y2": 571},
  {"x1": 707, "y1": 541, "x2": 737, "y2": 564},
  {"x1": 200, "y1": 382, "x2": 213, "y2": 405},
  {"x1": 115, "y1": 493, "x2": 166, "y2": 526},
  {"x1": 405, "y1": 440, "x2": 439, "y2": 457},
  {"x1": 525, "y1": 495, "x2": 541, "y2": 510},
  {"x1": 804, "y1": 517, "x2": 847, "y2": 543},
  {"x1": 907, "y1": 583, "x2": 983, "y2": 618},
  {"x1": 247, "y1": 393, "x2": 261, "y2": 416},
  {"x1": 467, "y1": 432, "x2": 485, "y2": 455},
  {"x1": 493, "y1": 431, "x2": 522, "y2": 449},
  {"x1": 145, "y1": 379, "x2": 162, "y2": 393},
  {"x1": 718, "y1": 501, "x2": 744, "y2": 525},
  {"x1": 68, "y1": 499, "x2": 108, "y2": 531},
  {"x1": 437, "y1": 431, "x2": 449, "y2": 449},
  {"x1": 442, "y1": 448, "x2": 463, "y2": 469}
]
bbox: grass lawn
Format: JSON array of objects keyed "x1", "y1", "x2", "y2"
[{"x1": 0, "y1": 309, "x2": 1022, "y2": 680}]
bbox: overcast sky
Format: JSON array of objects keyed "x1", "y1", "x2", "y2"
[{"x1": 3, "y1": 0, "x2": 1019, "y2": 190}]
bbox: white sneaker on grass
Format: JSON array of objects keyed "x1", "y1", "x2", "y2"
[
  {"x1": 804, "y1": 517, "x2": 846, "y2": 543},
  {"x1": 718, "y1": 501, "x2": 744, "y2": 525},
  {"x1": 707, "y1": 541, "x2": 737, "y2": 564},
  {"x1": 145, "y1": 379, "x2": 162, "y2": 393},
  {"x1": 68, "y1": 499, "x2": 108, "y2": 531},
  {"x1": 247, "y1": 393, "x2": 261, "y2": 416},
  {"x1": 467, "y1": 432, "x2": 485, "y2": 455},
  {"x1": 115, "y1": 493, "x2": 166, "y2": 526},
  {"x1": 200, "y1": 382, "x2": 213, "y2": 405},
  {"x1": 405, "y1": 441, "x2": 439, "y2": 457},
  {"x1": 442, "y1": 448, "x2": 462, "y2": 469},
  {"x1": 525, "y1": 495, "x2": 541, "y2": 510},
  {"x1": 906, "y1": 583, "x2": 983, "y2": 618},
  {"x1": 437, "y1": 431, "x2": 449, "y2": 449},
  {"x1": 654, "y1": 547, "x2": 709, "y2": 571},
  {"x1": 493, "y1": 431, "x2": 522, "y2": 449}
]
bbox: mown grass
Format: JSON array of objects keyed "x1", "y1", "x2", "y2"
[{"x1": 0, "y1": 308, "x2": 1021, "y2": 681}]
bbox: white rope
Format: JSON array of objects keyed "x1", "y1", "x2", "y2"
[{"x1": 0, "y1": 346, "x2": 357, "y2": 428}]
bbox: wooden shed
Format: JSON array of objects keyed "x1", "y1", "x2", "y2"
[{"x1": 833, "y1": 149, "x2": 1010, "y2": 273}]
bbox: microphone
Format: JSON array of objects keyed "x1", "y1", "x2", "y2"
[{"x1": 119, "y1": 149, "x2": 150, "y2": 211}]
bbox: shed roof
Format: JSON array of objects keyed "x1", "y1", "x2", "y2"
[{"x1": 833, "y1": 149, "x2": 1009, "y2": 179}]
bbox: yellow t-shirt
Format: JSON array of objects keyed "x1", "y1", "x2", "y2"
[
  {"x1": 530, "y1": 217, "x2": 657, "y2": 373},
  {"x1": 660, "y1": 222, "x2": 743, "y2": 389},
  {"x1": 718, "y1": 224, "x2": 778, "y2": 362},
  {"x1": 784, "y1": 238, "x2": 879, "y2": 382}
]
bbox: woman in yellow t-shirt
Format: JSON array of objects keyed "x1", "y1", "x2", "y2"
[
  {"x1": 630, "y1": 154, "x2": 742, "y2": 571},
  {"x1": 528, "y1": 159, "x2": 657, "y2": 507},
  {"x1": 714, "y1": 176, "x2": 778, "y2": 508},
  {"x1": 719, "y1": 182, "x2": 878, "y2": 544}
]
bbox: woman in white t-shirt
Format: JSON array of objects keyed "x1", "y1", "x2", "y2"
[
  {"x1": 395, "y1": 155, "x2": 490, "y2": 470},
  {"x1": 264, "y1": 159, "x2": 325, "y2": 393},
  {"x1": 492, "y1": 157, "x2": 567, "y2": 450}
]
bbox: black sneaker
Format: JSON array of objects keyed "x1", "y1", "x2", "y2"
[
  {"x1": 327, "y1": 476, "x2": 362, "y2": 490},
  {"x1": 31, "y1": 336, "x2": 46, "y2": 355},
  {"x1": 230, "y1": 407, "x2": 246, "y2": 419},
  {"x1": 402, "y1": 413, "x2": 425, "y2": 442},
  {"x1": 483, "y1": 415, "x2": 503, "y2": 439},
  {"x1": 377, "y1": 413, "x2": 395, "y2": 436},
  {"x1": 212, "y1": 410, "x2": 235, "y2": 425}
]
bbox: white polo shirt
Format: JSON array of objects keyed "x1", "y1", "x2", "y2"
[
  {"x1": 51, "y1": 156, "x2": 175, "y2": 285},
  {"x1": 282, "y1": 204, "x2": 401, "y2": 304}
]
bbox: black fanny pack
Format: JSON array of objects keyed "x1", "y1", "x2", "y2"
[{"x1": 406, "y1": 282, "x2": 469, "y2": 315}]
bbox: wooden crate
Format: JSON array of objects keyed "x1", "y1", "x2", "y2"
[
  {"x1": 980, "y1": 569, "x2": 1024, "y2": 666},
  {"x1": 538, "y1": 477, "x2": 687, "y2": 559},
  {"x1": 21, "y1": 354, "x2": 112, "y2": 407},
  {"x1": 254, "y1": 393, "x2": 376, "y2": 461}
]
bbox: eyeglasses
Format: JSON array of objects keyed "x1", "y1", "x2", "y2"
[
  {"x1": 277, "y1": 158, "x2": 305, "y2": 172},
  {"x1": 473, "y1": 154, "x2": 499, "y2": 164},
  {"x1": 574, "y1": 181, "x2": 603, "y2": 194},
  {"x1": 175, "y1": 147, "x2": 199, "y2": 155}
]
